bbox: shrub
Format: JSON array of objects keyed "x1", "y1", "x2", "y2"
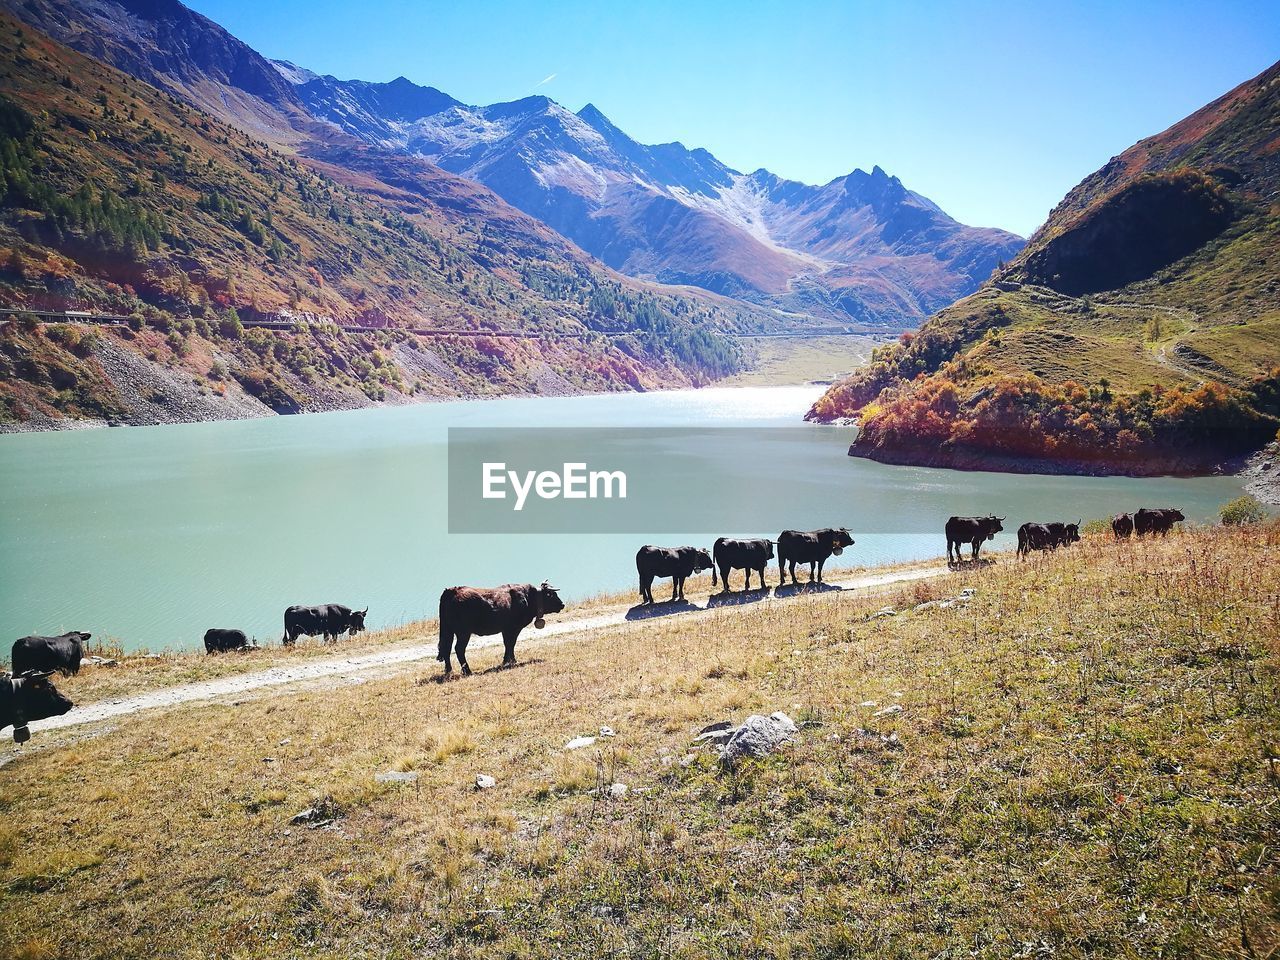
[{"x1": 1220, "y1": 495, "x2": 1268, "y2": 526}]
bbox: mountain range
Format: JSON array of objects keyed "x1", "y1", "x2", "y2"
[
  {"x1": 809, "y1": 58, "x2": 1280, "y2": 475},
  {"x1": 282, "y1": 69, "x2": 1025, "y2": 328},
  {"x1": 3, "y1": 0, "x2": 1022, "y2": 332}
]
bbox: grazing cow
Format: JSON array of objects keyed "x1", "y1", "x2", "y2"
[
  {"x1": 777, "y1": 528, "x2": 854, "y2": 585},
  {"x1": 0, "y1": 671, "x2": 73, "y2": 743},
  {"x1": 945, "y1": 516, "x2": 1005, "y2": 563},
  {"x1": 11, "y1": 632, "x2": 90, "y2": 677},
  {"x1": 712, "y1": 538, "x2": 774, "y2": 592},
  {"x1": 1017, "y1": 521, "x2": 1081, "y2": 558},
  {"x1": 203, "y1": 628, "x2": 253, "y2": 654},
  {"x1": 437, "y1": 581, "x2": 564, "y2": 677},
  {"x1": 1135, "y1": 507, "x2": 1186, "y2": 538},
  {"x1": 282, "y1": 605, "x2": 367, "y2": 646},
  {"x1": 636, "y1": 545, "x2": 714, "y2": 604},
  {"x1": 1112, "y1": 513, "x2": 1134, "y2": 539}
]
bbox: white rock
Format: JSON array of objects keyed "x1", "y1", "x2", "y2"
[
  {"x1": 720, "y1": 712, "x2": 798, "y2": 767},
  {"x1": 564, "y1": 736, "x2": 597, "y2": 750},
  {"x1": 605, "y1": 782, "x2": 627, "y2": 798},
  {"x1": 872, "y1": 704, "x2": 903, "y2": 718},
  {"x1": 860, "y1": 700, "x2": 877, "y2": 708},
  {"x1": 375, "y1": 770, "x2": 419, "y2": 784},
  {"x1": 599, "y1": 726, "x2": 615, "y2": 738},
  {"x1": 475, "y1": 774, "x2": 496, "y2": 790}
]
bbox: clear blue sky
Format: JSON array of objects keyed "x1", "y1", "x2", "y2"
[{"x1": 189, "y1": 0, "x2": 1278, "y2": 237}]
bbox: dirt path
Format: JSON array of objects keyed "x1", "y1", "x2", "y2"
[{"x1": 22, "y1": 565, "x2": 948, "y2": 738}]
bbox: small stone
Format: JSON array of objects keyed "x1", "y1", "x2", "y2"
[
  {"x1": 599, "y1": 726, "x2": 615, "y2": 738},
  {"x1": 605, "y1": 782, "x2": 627, "y2": 798},
  {"x1": 475, "y1": 774, "x2": 496, "y2": 790},
  {"x1": 290, "y1": 808, "x2": 321, "y2": 825},
  {"x1": 375, "y1": 770, "x2": 419, "y2": 784},
  {"x1": 872, "y1": 704, "x2": 902, "y2": 717},
  {"x1": 262, "y1": 757, "x2": 277, "y2": 764},
  {"x1": 564, "y1": 736, "x2": 597, "y2": 750},
  {"x1": 678, "y1": 753, "x2": 697, "y2": 768},
  {"x1": 860, "y1": 700, "x2": 877, "y2": 708},
  {"x1": 279, "y1": 739, "x2": 292, "y2": 746}
]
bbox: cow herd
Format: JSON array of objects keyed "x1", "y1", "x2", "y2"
[{"x1": 1, "y1": 510, "x2": 1188, "y2": 744}]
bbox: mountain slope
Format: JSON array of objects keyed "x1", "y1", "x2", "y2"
[
  {"x1": 808, "y1": 60, "x2": 1280, "y2": 475},
  {"x1": 0, "y1": 14, "x2": 749, "y2": 428},
  {"x1": 284, "y1": 72, "x2": 1024, "y2": 330}
]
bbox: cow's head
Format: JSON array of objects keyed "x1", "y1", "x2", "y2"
[
  {"x1": 691, "y1": 548, "x2": 713, "y2": 573},
  {"x1": 9, "y1": 671, "x2": 73, "y2": 737},
  {"x1": 1065, "y1": 522, "x2": 1081, "y2": 543},
  {"x1": 70, "y1": 631, "x2": 91, "y2": 645},
  {"x1": 764, "y1": 540, "x2": 776, "y2": 560},
  {"x1": 987, "y1": 516, "x2": 1005, "y2": 539},
  {"x1": 538, "y1": 581, "x2": 565, "y2": 617},
  {"x1": 1171, "y1": 508, "x2": 1186, "y2": 522},
  {"x1": 832, "y1": 527, "x2": 855, "y2": 551},
  {"x1": 348, "y1": 608, "x2": 368, "y2": 636}
]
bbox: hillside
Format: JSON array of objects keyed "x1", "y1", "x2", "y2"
[
  {"x1": 1, "y1": 524, "x2": 1276, "y2": 957},
  {"x1": 809, "y1": 60, "x2": 1280, "y2": 476},
  {"x1": 282, "y1": 72, "x2": 1024, "y2": 330},
  {"x1": 0, "y1": 14, "x2": 753, "y2": 428}
]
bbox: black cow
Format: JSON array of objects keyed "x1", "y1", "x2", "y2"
[
  {"x1": 204, "y1": 628, "x2": 254, "y2": 654},
  {"x1": 777, "y1": 528, "x2": 854, "y2": 585},
  {"x1": 282, "y1": 605, "x2": 367, "y2": 646},
  {"x1": 945, "y1": 516, "x2": 1005, "y2": 563},
  {"x1": 1, "y1": 671, "x2": 73, "y2": 743},
  {"x1": 1112, "y1": 513, "x2": 1134, "y2": 539},
  {"x1": 1017, "y1": 521, "x2": 1080, "y2": 558},
  {"x1": 637, "y1": 546, "x2": 714, "y2": 604},
  {"x1": 437, "y1": 581, "x2": 564, "y2": 677},
  {"x1": 1135, "y1": 507, "x2": 1185, "y2": 537},
  {"x1": 11, "y1": 632, "x2": 90, "y2": 677},
  {"x1": 712, "y1": 538, "x2": 774, "y2": 592}
]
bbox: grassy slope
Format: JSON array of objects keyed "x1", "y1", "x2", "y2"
[
  {"x1": 0, "y1": 17, "x2": 753, "y2": 425},
  {"x1": 721, "y1": 335, "x2": 880, "y2": 387},
  {"x1": 1, "y1": 525, "x2": 1277, "y2": 958},
  {"x1": 809, "y1": 60, "x2": 1280, "y2": 473}
]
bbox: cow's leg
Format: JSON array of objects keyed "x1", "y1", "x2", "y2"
[
  {"x1": 946, "y1": 539, "x2": 955, "y2": 563},
  {"x1": 456, "y1": 632, "x2": 472, "y2": 676},
  {"x1": 642, "y1": 572, "x2": 655, "y2": 604},
  {"x1": 672, "y1": 576, "x2": 683, "y2": 602},
  {"x1": 718, "y1": 564, "x2": 731, "y2": 592},
  {"x1": 817, "y1": 559, "x2": 825, "y2": 582},
  {"x1": 808, "y1": 560, "x2": 816, "y2": 582},
  {"x1": 501, "y1": 629, "x2": 519, "y2": 667}
]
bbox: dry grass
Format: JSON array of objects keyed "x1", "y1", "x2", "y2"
[{"x1": 0, "y1": 526, "x2": 1277, "y2": 958}]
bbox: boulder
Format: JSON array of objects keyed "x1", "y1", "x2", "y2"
[
  {"x1": 475, "y1": 774, "x2": 496, "y2": 790},
  {"x1": 719, "y1": 712, "x2": 798, "y2": 768},
  {"x1": 564, "y1": 735, "x2": 597, "y2": 750}
]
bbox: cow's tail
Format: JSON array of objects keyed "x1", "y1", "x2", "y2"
[
  {"x1": 1017, "y1": 527, "x2": 1028, "y2": 558},
  {"x1": 711, "y1": 539, "x2": 722, "y2": 586},
  {"x1": 437, "y1": 590, "x2": 454, "y2": 663}
]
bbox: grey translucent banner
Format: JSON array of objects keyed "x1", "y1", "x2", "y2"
[{"x1": 446, "y1": 426, "x2": 1011, "y2": 536}]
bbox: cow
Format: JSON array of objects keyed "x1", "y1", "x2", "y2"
[
  {"x1": 1112, "y1": 513, "x2": 1134, "y2": 539},
  {"x1": 282, "y1": 605, "x2": 367, "y2": 646},
  {"x1": 11, "y1": 632, "x2": 90, "y2": 677},
  {"x1": 636, "y1": 546, "x2": 714, "y2": 604},
  {"x1": 712, "y1": 538, "x2": 774, "y2": 592},
  {"x1": 437, "y1": 581, "x2": 564, "y2": 677},
  {"x1": 1017, "y1": 521, "x2": 1081, "y2": 558},
  {"x1": 203, "y1": 628, "x2": 254, "y2": 654},
  {"x1": 1135, "y1": 507, "x2": 1185, "y2": 538},
  {"x1": 777, "y1": 528, "x2": 854, "y2": 585},
  {"x1": 945, "y1": 516, "x2": 1005, "y2": 564},
  {"x1": 1, "y1": 671, "x2": 73, "y2": 743}
]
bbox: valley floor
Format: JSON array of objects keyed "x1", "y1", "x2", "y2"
[{"x1": 1, "y1": 526, "x2": 1277, "y2": 958}]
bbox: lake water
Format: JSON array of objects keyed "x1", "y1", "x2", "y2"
[{"x1": 0, "y1": 386, "x2": 1247, "y2": 651}]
